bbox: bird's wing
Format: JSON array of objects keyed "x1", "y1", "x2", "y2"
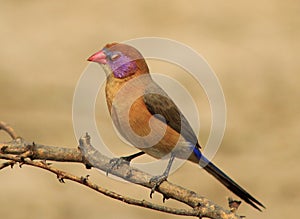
[{"x1": 143, "y1": 82, "x2": 200, "y2": 148}]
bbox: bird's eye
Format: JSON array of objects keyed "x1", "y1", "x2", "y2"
[{"x1": 110, "y1": 53, "x2": 120, "y2": 61}]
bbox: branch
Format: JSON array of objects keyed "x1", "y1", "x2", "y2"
[
  {"x1": 0, "y1": 121, "x2": 18, "y2": 139},
  {"x1": 0, "y1": 121, "x2": 242, "y2": 219}
]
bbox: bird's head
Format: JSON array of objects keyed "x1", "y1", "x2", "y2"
[{"x1": 88, "y1": 43, "x2": 149, "y2": 79}]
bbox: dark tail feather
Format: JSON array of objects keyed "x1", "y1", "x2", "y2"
[{"x1": 200, "y1": 158, "x2": 265, "y2": 211}]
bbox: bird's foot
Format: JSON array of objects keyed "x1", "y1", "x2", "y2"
[
  {"x1": 149, "y1": 174, "x2": 168, "y2": 198},
  {"x1": 106, "y1": 157, "x2": 129, "y2": 176}
]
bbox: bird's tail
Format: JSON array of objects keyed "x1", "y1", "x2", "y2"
[{"x1": 192, "y1": 149, "x2": 265, "y2": 211}]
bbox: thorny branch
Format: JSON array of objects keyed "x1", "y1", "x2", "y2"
[{"x1": 0, "y1": 121, "x2": 243, "y2": 219}]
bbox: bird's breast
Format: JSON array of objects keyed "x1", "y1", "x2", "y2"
[{"x1": 105, "y1": 75, "x2": 189, "y2": 159}]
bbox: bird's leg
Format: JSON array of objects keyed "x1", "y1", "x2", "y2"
[
  {"x1": 149, "y1": 154, "x2": 175, "y2": 198},
  {"x1": 106, "y1": 151, "x2": 145, "y2": 175}
]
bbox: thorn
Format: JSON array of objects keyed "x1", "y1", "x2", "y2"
[
  {"x1": 40, "y1": 160, "x2": 51, "y2": 166},
  {"x1": 0, "y1": 146, "x2": 8, "y2": 152},
  {"x1": 20, "y1": 156, "x2": 25, "y2": 162},
  {"x1": 150, "y1": 188, "x2": 155, "y2": 199},
  {"x1": 162, "y1": 194, "x2": 170, "y2": 203},
  {"x1": 81, "y1": 175, "x2": 90, "y2": 183},
  {"x1": 85, "y1": 164, "x2": 92, "y2": 169},
  {"x1": 10, "y1": 162, "x2": 15, "y2": 168},
  {"x1": 193, "y1": 204, "x2": 203, "y2": 219},
  {"x1": 19, "y1": 162, "x2": 24, "y2": 168},
  {"x1": 57, "y1": 174, "x2": 65, "y2": 183},
  {"x1": 228, "y1": 197, "x2": 242, "y2": 213},
  {"x1": 85, "y1": 133, "x2": 90, "y2": 144}
]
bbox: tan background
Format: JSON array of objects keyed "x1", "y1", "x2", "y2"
[{"x1": 1, "y1": 1, "x2": 299, "y2": 218}]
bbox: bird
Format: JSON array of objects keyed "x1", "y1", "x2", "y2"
[{"x1": 87, "y1": 42, "x2": 265, "y2": 211}]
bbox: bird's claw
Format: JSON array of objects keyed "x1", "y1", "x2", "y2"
[
  {"x1": 106, "y1": 157, "x2": 129, "y2": 176},
  {"x1": 149, "y1": 174, "x2": 168, "y2": 198}
]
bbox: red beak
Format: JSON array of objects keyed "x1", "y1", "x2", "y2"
[{"x1": 87, "y1": 50, "x2": 107, "y2": 64}]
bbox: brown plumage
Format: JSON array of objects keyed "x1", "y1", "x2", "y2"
[{"x1": 87, "y1": 42, "x2": 265, "y2": 211}]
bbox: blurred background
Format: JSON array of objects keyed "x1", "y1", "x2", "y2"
[{"x1": 0, "y1": 1, "x2": 299, "y2": 218}]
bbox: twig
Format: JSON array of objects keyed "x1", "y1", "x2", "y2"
[{"x1": 0, "y1": 121, "x2": 18, "y2": 139}]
